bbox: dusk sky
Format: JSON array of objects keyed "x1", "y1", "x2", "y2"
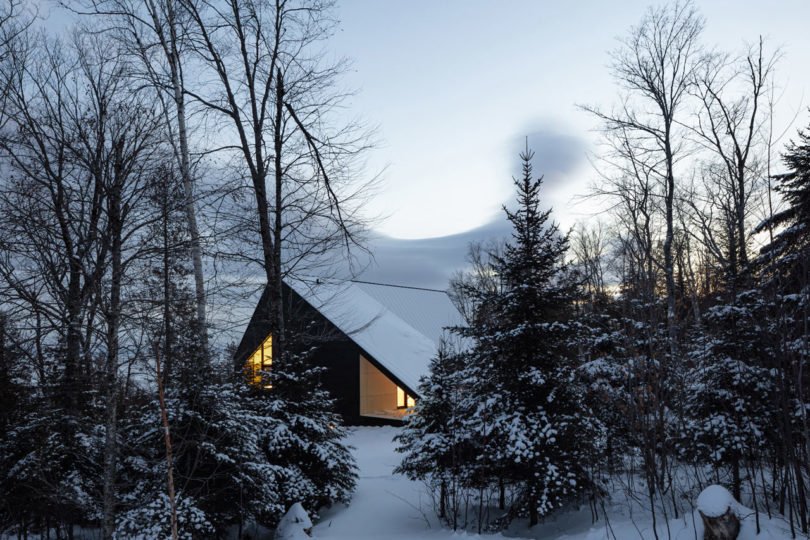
[
  {"x1": 321, "y1": 1, "x2": 810, "y2": 287},
  {"x1": 35, "y1": 0, "x2": 810, "y2": 288}
]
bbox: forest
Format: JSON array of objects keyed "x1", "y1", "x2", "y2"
[
  {"x1": 0, "y1": 0, "x2": 808, "y2": 539},
  {"x1": 398, "y1": 3, "x2": 810, "y2": 539}
]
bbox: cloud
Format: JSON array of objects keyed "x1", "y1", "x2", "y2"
[
  {"x1": 357, "y1": 125, "x2": 588, "y2": 290},
  {"x1": 508, "y1": 125, "x2": 588, "y2": 197},
  {"x1": 358, "y1": 214, "x2": 512, "y2": 290}
]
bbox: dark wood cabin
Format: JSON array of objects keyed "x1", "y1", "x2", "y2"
[{"x1": 233, "y1": 279, "x2": 464, "y2": 425}]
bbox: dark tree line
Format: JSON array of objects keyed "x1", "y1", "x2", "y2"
[
  {"x1": 397, "y1": 122, "x2": 810, "y2": 537},
  {"x1": 0, "y1": 0, "x2": 368, "y2": 538},
  {"x1": 398, "y1": 3, "x2": 810, "y2": 537}
]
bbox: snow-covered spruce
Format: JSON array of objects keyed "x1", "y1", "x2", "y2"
[
  {"x1": 115, "y1": 358, "x2": 356, "y2": 536},
  {"x1": 398, "y1": 148, "x2": 603, "y2": 530}
]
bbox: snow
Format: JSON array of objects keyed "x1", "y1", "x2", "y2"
[
  {"x1": 276, "y1": 502, "x2": 314, "y2": 540},
  {"x1": 287, "y1": 279, "x2": 464, "y2": 392},
  {"x1": 0, "y1": 427, "x2": 802, "y2": 540},
  {"x1": 696, "y1": 485, "x2": 737, "y2": 518},
  {"x1": 311, "y1": 427, "x2": 805, "y2": 540},
  {"x1": 312, "y1": 426, "x2": 522, "y2": 540},
  {"x1": 354, "y1": 281, "x2": 465, "y2": 346}
]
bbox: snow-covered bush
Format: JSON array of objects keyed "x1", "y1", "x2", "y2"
[
  {"x1": 117, "y1": 381, "x2": 288, "y2": 533},
  {"x1": 0, "y1": 377, "x2": 107, "y2": 533},
  {"x1": 116, "y1": 346, "x2": 355, "y2": 535},
  {"x1": 264, "y1": 345, "x2": 357, "y2": 514},
  {"x1": 274, "y1": 502, "x2": 312, "y2": 540},
  {"x1": 114, "y1": 492, "x2": 215, "y2": 539},
  {"x1": 677, "y1": 291, "x2": 777, "y2": 498}
]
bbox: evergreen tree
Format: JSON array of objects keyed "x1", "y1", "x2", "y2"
[
  {"x1": 753, "y1": 122, "x2": 810, "y2": 526},
  {"x1": 467, "y1": 148, "x2": 603, "y2": 525},
  {"x1": 758, "y1": 114, "x2": 810, "y2": 286},
  {"x1": 395, "y1": 340, "x2": 474, "y2": 529},
  {"x1": 115, "y1": 316, "x2": 356, "y2": 536},
  {"x1": 264, "y1": 333, "x2": 357, "y2": 514},
  {"x1": 116, "y1": 378, "x2": 285, "y2": 537},
  {"x1": 677, "y1": 290, "x2": 777, "y2": 501},
  {"x1": 0, "y1": 315, "x2": 32, "y2": 534},
  {"x1": 573, "y1": 304, "x2": 634, "y2": 474},
  {"x1": 0, "y1": 318, "x2": 112, "y2": 537}
]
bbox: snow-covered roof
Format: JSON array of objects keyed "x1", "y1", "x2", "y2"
[{"x1": 286, "y1": 278, "x2": 465, "y2": 393}]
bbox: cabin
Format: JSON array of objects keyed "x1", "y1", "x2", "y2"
[{"x1": 233, "y1": 278, "x2": 465, "y2": 424}]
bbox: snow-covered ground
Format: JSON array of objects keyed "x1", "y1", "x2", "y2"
[
  {"x1": 313, "y1": 426, "x2": 521, "y2": 540},
  {"x1": 312, "y1": 427, "x2": 805, "y2": 540}
]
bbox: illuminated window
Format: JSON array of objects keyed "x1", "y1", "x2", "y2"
[
  {"x1": 397, "y1": 386, "x2": 416, "y2": 409},
  {"x1": 245, "y1": 334, "x2": 272, "y2": 387}
]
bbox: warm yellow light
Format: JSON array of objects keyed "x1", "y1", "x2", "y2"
[
  {"x1": 397, "y1": 386, "x2": 415, "y2": 409},
  {"x1": 245, "y1": 334, "x2": 272, "y2": 386},
  {"x1": 397, "y1": 386, "x2": 406, "y2": 407}
]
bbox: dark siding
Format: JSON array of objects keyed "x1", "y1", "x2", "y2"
[
  {"x1": 234, "y1": 281, "x2": 411, "y2": 425},
  {"x1": 309, "y1": 339, "x2": 361, "y2": 424}
]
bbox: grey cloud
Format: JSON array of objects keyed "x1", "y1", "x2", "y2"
[
  {"x1": 358, "y1": 215, "x2": 512, "y2": 290},
  {"x1": 358, "y1": 126, "x2": 586, "y2": 290},
  {"x1": 508, "y1": 126, "x2": 587, "y2": 195}
]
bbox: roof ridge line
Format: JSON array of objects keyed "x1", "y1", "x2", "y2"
[{"x1": 349, "y1": 279, "x2": 448, "y2": 294}]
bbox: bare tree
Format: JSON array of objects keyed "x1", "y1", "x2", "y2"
[
  {"x1": 76, "y1": 39, "x2": 165, "y2": 538},
  {"x1": 0, "y1": 29, "x2": 102, "y2": 413},
  {"x1": 0, "y1": 25, "x2": 168, "y2": 536},
  {"x1": 177, "y1": 0, "x2": 373, "y2": 364},
  {"x1": 68, "y1": 0, "x2": 210, "y2": 351},
  {"x1": 689, "y1": 37, "x2": 778, "y2": 288},
  {"x1": 589, "y1": 125, "x2": 663, "y2": 308},
  {"x1": 571, "y1": 221, "x2": 609, "y2": 306},
  {"x1": 448, "y1": 240, "x2": 504, "y2": 324},
  {"x1": 583, "y1": 0, "x2": 705, "y2": 354}
]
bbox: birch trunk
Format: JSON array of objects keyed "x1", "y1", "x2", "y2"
[{"x1": 101, "y1": 143, "x2": 124, "y2": 539}]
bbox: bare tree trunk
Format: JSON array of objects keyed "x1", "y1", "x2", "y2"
[
  {"x1": 439, "y1": 480, "x2": 447, "y2": 519},
  {"x1": 155, "y1": 346, "x2": 179, "y2": 540},
  {"x1": 101, "y1": 153, "x2": 123, "y2": 539},
  {"x1": 664, "y1": 137, "x2": 678, "y2": 359},
  {"x1": 528, "y1": 485, "x2": 538, "y2": 528},
  {"x1": 273, "y1": 68, "x2": 285, "y2": 363},
  {"x1": 163, "y1": 198, "x2": 174, "y2": 385},
  {"x1": 161, "y1": 0, "x2": 208, "y2": 346}
]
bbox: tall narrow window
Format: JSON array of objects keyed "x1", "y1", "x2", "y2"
[
  {"x1": 396, "y1": 386, "x2": 405, "y2": 408},
  {"x1": 245, "y1": 334, "x2": 272, "y2": 387},
  {"x1": 397, "y1": 386, "x2": 416, "y2": 409}
]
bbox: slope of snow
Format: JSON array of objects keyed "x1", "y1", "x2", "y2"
[
  {"x1": 313, "y1": 427, "x2": 804, "y2": 540},
  {"x1": 287, "y1": 279, "x2": 452, "y2": 392},
  {"x1": 313, "y1": 426, "x2": 524, "y2": 540},
  {"x1": 353, "y1": 281, "x2": 465, "y2": 346}
]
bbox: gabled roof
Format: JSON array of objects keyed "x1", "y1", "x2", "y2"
[{"x1": 286, "y1": 278, "x2": 465, "y2": 393}]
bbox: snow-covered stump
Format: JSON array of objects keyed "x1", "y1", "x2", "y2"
[
  {"x1": 697, "y1": 485, "x2": 741, "y2": 540},
  {"x1": 275, "y1": 503, "x2": 313, "y2": 540}
]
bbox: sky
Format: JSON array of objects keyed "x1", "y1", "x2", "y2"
[
  {"x1": 33, "y1": 0, "x2": 810, "y2": 290},
  {"x1": 327, "y1": 0, "x2": 810, "y2": 288}
]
